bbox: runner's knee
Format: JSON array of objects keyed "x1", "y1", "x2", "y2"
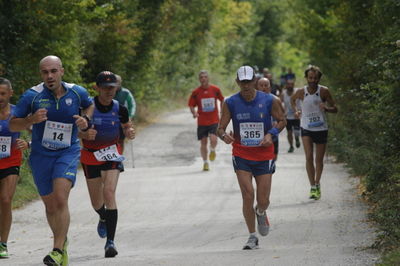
[
  {"x1": 241, "y1": 187, "x2": 255, "y2": 203},
  {"x1": 103, "y1": 188, "x2": 116, "y2": 204},
  {"x1": 0, "y1": 194, "x2": 12, "y2": 205}
]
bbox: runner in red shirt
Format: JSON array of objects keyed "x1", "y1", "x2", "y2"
[
  {"x1": 0, "y1": 78, "x2": 29, "y2": 258},
  {"x1": 188, "y1": 70, "x2": 224, "y2": 171}
]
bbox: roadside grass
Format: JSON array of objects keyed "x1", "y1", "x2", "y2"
[
  {"x1": 328, "y1": 128, "x2": 400, "y2": 265},
  {"x1": 12, "y1": 151, "x2": 37, "y2": 209},
  {"x1": 378, "y1": 249, "x2": 400, "y2": 266}
]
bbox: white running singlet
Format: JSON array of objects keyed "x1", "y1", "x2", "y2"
[{"x1": 300, "y1": 85, "x2": 328, "y2": 131}]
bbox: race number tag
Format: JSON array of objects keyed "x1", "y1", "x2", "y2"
[
  {"x1": 240, "y1": 122, "x2": 264, "y2": 146},
  {"x1": 0, "y1": 136, "x2": 11, "y2": 159},
  {"x1": 306, "y1": 112, "x2": 324, "y2": 128},
  {"x1": 42, "y1": 121, "x2": 72, "y2": 150},
  {"x1": 201, "y1": 98, "x2": 215, "y2": 112},
  {"x1": 93, "y1": 144, "x2": 125, "y2": 162}
]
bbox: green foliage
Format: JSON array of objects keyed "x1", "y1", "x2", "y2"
[
  {"x1": 378, "y1": 248, "x2": 400, "y2": 266},
  {"x1": 289, "y1": 0, "x2": 400, "y2": 258},
  {"x1": 2, "y1": 0, "x2": 282, "y2": 208}
]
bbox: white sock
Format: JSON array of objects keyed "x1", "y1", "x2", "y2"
[
  {"x1": 204, "y1": 160, "x2": 209, "y2": 164},
  {"x1": 311, "y1": 185, "x2": 317, "y2": 189},
  {"x1": 256, "y1": 207, "x2": 266, "y2": 216},
  {"x1": 210, "y1": 147, "x2": 215, "y2": 152},
  {"x1": 250, "y1": 232, "x2": 257, "y2": 237}
]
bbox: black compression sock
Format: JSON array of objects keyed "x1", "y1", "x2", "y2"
[
  {"x1": 95, "y1": 204, "x2": 106, "y2": 220},
  {"x1": 105, "y1": 209, "x2": 118, "y2": 241}
]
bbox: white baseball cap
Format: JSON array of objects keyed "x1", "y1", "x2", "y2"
[{"x1": 237, "y1": 66, "x2": 255, "y2": 81}]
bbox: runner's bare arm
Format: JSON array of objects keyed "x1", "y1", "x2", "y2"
[
  {"x1": 82, "y1": 103, "x2": 95, "y2": 119},
  {"x1": 77, "y1": 125, "x2": 97, "y2": 140},
  {"x1": 291, "y1": 89, "x2": 303, "y2": 119},
  {"x1": 73, "y1": 103, "x2": 94, "y2": 130},
  {"x1": 9, "y1": 108, "x2": 48, "y2": 132},
  {"x1": 189, "y1": 106, "x2": 198, "y2": 118},
  {"x1": 217, "y1": 101, "x2": 234, "y2": 144},
  {"x1": 271, "y1": 97, "x2": 286, "y2": 132},
  {"x1": 260, "y1": 98, "x2": 286, "y2": 147},
  {"x1": 320, "y1": 88, "x2": 338, "y2": 113},
  {"x1": 121, "y1": 120, "x2": 135, "y2": 140}
]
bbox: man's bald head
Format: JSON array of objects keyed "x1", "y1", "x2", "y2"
[
  {"x1": 39, "y1": 55, "x2": 63, "y2": 69},
  {"x1": 39, "y1": 55, "x2": 64, "y2": 91},
  {"x1": 256, "y1": 77, "x2": 271, "y2": 93}
]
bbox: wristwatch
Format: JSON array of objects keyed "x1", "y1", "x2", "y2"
[{"x1": 220, "y1": 133, "x2": 227, "y2": 140}]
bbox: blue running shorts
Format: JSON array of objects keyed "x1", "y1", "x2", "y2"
[
  {"x1": 29, "y1": 145, "x2": 80, "y2": 196},
  {"x1": 232, "y1": 156, "x2": 275, "y2": 176}
]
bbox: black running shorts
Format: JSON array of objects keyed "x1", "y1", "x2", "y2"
[
  {"x1": 301, "y1": 128, "x2": 328, "y2": 144},
  {"x1": 197, "y1": 123, "x2": 218, "y2": 140},
  {"x1": 81, "y1": 162, "x2": 124, "y2": 179}
]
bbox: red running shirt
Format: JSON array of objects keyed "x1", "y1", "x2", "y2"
[
  {"x1": 188, "y1": 85, "x2": 224, "y2": 126},
  {"x1": 1, "y1": 105, "x2": 22, "y2": 169}
]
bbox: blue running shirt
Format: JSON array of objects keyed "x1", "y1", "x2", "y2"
[
  {"x1": 14, "y1": 82, "x2": 93, "y2": 156},
  {"x1": 225, "y1": 90, "x2": 275, "y2": 161}
]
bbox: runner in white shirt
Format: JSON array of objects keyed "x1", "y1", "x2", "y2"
[
  {"x1": 280, "y1": 79, "x2": 301, "y2": 152},
  {"x1": 290, "y1": 65, "x2": 338, "y2": 200}
]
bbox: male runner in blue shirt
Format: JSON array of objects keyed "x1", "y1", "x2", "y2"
[{"x1": 10, "y1": 55, "x2": 94, "y2": 266}]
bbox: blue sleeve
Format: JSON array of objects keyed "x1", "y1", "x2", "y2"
[
  {"x1": 74, "y1": 85, "x2": 93, "y2": 109},
  {"x1": 13, "y1": 89, "x2": 37, "y2": 118}
]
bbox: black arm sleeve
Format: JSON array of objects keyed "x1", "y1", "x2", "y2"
[{"x1": 119, "y1": 104, "x2": 129, "y2": 124}]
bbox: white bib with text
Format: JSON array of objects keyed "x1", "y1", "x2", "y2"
[
  {"x1": 0, "y1": 136, "x2": 11, "y2": 159},
  {"x1": 42, "y1": 121, "x2": 72, "y2": 150},
  {"x1": 240, "y1": 122, "x2": 264, "y2": 146},
  {"x1": 93, "y1": 144, "x2": 125, "y2": 162},
  {"x1": 201, "y1": 98, "x2": 215, "y2": 112}
]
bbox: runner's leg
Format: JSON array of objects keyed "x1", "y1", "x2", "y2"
[
  {"x1": 102, "y1": 170, "x2": 120, "y2": 241},
  {"x1": 236, "y1": 170, "x2": 256, "y2": 233},
  {"x1": 86, "y1": 177, "x2": 104, "y2": 210},
  {"x1": 41, "y1": 178, "x2": 71, "y2": 250},
  {"x1": 315, "y1": 143, "x2": 327, "y2": 185},
  {"x1": 200, "y1": 137, "x2": 208, "y2": 161},
  {"x1": 209, "y1": 134, "x2": 217, "y2": 150},
  {"x1": 254, "y1": 174, "x2": 272, "y2": 213},
  {"x1": 302, "y1": 136, "x2": 316, "y2": 186},
  {"x1": 0, "y1": 174, "x2": 18, "y2": 242}
]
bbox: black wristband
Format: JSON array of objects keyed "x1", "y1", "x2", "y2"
[
  {"x1": 82, "y1": 114, "x2": 91, "y2": 123},
  {"x1": 81, "y1": 115, "x2": 91, "y2": 131}
]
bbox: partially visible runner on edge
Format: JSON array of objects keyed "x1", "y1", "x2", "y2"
[
  {"x1": 290, "y1": 65, "x2": 338, "y2": 200},
  {"x1": 256, "y1": 77, "x2": 283, "y2": 161},
  {"x1": 188, "y1": 70, "x2": 224, "y2": 171},
  {"x1": 218, "y1": 66, "x2": 286, "y2": 250},
  {"x1": 262, "y1": 69, "x2": 281, "y2": 96},
  {"x1": 79, "y1": 71, "x2": 135, "y2": 258},
  {"x1": 113, "y1": 74, "x2": 136, "y2": 153},
  {"x1": 0, "y1": 78, "x2": 30, "y2": 258},
  {"x1": 9, "y1": 55, "x2": 94, "y2": 265},
  {"x1": 280, "y1": 79, "x2": 301, "y2": 153}
]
